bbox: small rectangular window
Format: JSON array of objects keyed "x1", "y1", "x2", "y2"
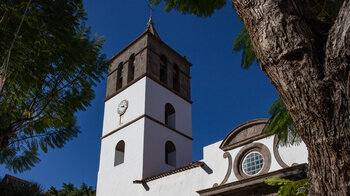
[{"x1": 160, "y1": 64, "x2": 167, "y2": 84}]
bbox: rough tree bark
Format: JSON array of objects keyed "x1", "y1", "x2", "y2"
[{"x1": 231, "y1": 0, "x2": 349, "y2": 195}]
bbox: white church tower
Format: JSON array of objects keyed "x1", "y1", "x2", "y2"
[{"x1": 96, "y1": 18, "x2": 193, "y2": 195}]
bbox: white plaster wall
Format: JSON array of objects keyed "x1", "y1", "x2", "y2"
[
  {"x1": 278, "y1": 141, "x2": 308, "y2": 166},
  {"x1": 255, "y1": 136, "x2": 283, "y2": 172},
  {"x1": 97, "y1": 78, "x2": 148, "y2": 196},
  {"x1": 202, "y1": 141, "x2": 230, "y2": 185},
  {"x1": 142, "y1": 118, "x2": 193, "y2": 178},
  {"x1": 131, "y1": 135, "x2": 309, "y2": 196},
  {"x1": 145, "y1": 77, "x2": 192, "y2": 137},
  {"x1": 137, "y1": 141, "x2": 229, "y2": 196},
  {"x1": 144, "y1": 167, "x2": 210, "y2": 196},
  {"x1": 102, "y1": 78, "x2": 146, "y2": 136},
  {"x1": 136, "y1": 142, "x2": 223, "y2": 196},
  {"x1": 97, "y1": 119, "x2": 145, "y2": 196}
]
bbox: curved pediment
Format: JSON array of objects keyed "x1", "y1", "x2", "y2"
[{"x1": 220, "y1": 119, "x2": 269, "y2": 151}]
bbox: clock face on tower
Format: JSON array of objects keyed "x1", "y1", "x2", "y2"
[{"x1": 117, "y1": 100, "x2": 128, "y2": 115}]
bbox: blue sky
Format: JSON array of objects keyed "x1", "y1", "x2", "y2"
[{"x1": 0, "y1": 0, "x2": 278, "y2": 190}]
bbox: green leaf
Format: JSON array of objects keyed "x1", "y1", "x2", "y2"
[
  {"x1": 149, "y1": 0, "x2": 226, "y2": 17},
  {"x1": 264, "y1": 177, "x2": 292, "y2": 186},
  {"x1": 0, "y1": 0, "x2": 107, "y2": 172},
  {"x1": 265, "y1": 178, "x2": 308, "y2": 196}
]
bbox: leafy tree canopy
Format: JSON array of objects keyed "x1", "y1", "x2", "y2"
[
  {"x1": 0, "y1": 0, "x2": 107, "y2": 173},
  {"x1": 46, "y1": 182, "x2": 95, "y2": 196}
]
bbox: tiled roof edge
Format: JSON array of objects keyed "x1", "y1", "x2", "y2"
[{"x1": 133, "y1": 161, "x2": 204, "y2": 184}]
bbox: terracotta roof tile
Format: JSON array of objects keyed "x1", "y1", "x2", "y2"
[{"x1": 133, "y1": 161, "x2": 204, "y2": 184}]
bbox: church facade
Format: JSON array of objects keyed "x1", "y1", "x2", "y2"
[{"x1": 96, "y1": 18, "x2": 308, "y2": 196}]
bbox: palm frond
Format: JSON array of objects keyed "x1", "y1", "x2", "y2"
[
  {"x1": 232, "y1": 26, "x2": 257, "y2": 69},
  {"x1": 266, "y1": 98, "x2": 302, "y2": 147}
]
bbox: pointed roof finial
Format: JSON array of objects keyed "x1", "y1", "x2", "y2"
[
  {"x1": 148, "y1": 1, "x2": 153, "y2": 18},
  {"x1": 147, "y1": 15, "x2": 153, "y2": 26},
  {"x1": 145, "y1": 2, "x2": 160, "y2": 39}
]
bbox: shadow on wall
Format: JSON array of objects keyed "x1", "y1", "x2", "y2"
[{"x1": 201, "y1": 162, "x2": 213, "y2": 174}]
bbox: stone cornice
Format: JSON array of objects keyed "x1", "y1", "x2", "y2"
[
  {"x1": 197, "y1": 164, "x2": 307, "y2": 196},
  {"x1": 104, "y1": 74, "x2": 193, "y2": 104},
  {"x1": 100, "y1": 114, "x2": 193, "y2": 141}
]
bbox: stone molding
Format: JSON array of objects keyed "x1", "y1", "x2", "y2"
[
  {"x1": 233, "y1": 142, "x2": 271, "y2": 180},
  {"x1": 213, "y1": 152, "x2": 232, "y2": 187},
  {"x1": 100, "y1": 114, "x2": 193, "y2": 141},
  {"x1": 220, "y1": 119, "x2": 269, "y2": 151},
  {"x1": 145, "y1": 114, "x2": 193, "y2": 141},
  {"x1": 104, "y1": 74, "x2": 193, "y2": 104},
  {"x1": 273, "y1": 135, "x2": 289, "y2": 168},
  {"x1": 197, "y1": 163, "x2": 307, "y2": 196}
]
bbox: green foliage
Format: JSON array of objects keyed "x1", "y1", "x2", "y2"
[
  {"x1": 46, "y1": 182, "x2": 95, "y2": 196},
  {"x1": 0, "y1": 0, "x2": 107, "y2": 173},
  {"x1": 309, "y1": 0, "x2": 344, "y2": 25},
  {"x1": 0, "y1": 176, "x2": 44, "y2": 196},
  {"x1": 232, "y1": 25, "x2": 256, "y2": 69},
  {"x1": 264, "y1": 177, "x2": 308, "y2": 196},
  {"x1": 149, "y1": 0, "x2": 226, "y2": 17},
  {"x1": 0, "y1": 176, "x2": 95, "y2": 196},
  {"x1": 266, "y1": 98, "x2": 301, "y2": 147}
]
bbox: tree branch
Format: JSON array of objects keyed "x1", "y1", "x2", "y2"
[
  {"x1": 5, "y1": 67, "x2": 86, "y2": 141},
  {"x1": 8, "y1": 132, "x2": 56, "y2": 147},
  {"x1": 0, "y1": 11, "x2": 6, "y2": 24},
  {"x1": 324, "y1": 0, "x2": 350, "y2": 75}
]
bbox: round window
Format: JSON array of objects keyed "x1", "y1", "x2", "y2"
[{"x1": 242, "y1": 151, "x2": 264, "y2": 176}]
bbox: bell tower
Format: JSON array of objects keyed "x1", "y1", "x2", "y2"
[{"x1": 96, "y1": 17, "x2": 193, "y2": 195}]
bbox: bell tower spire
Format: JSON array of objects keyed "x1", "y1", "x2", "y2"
[
  {"x1": 145, "y1": 15, "x2": 160, "y2": 39},
  {"x1": 145, "y1": 2, "x2": 160, "y2": 39}
]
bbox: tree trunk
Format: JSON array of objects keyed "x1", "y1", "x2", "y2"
[{"x1": 230, "y1": 0, "x2": 350, "y2": 195}]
